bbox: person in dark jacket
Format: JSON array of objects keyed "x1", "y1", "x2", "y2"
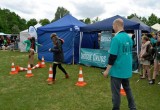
[{"x1": 48, "y1": 33, "x2": 69, "y2": 84}]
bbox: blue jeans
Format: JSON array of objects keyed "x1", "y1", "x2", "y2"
[{"x1": 111, "y1": 76, "x2": 136, "y2": 110}]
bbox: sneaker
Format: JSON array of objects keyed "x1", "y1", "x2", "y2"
[
  {"x1": 65, "y1": 74, "x2": 69, "y2": 79},
  {"x1": 148, "y1": 80, "x2": 153, "y2": 84},
  {"x1": 149, "y1": 79, "x2": 155, "y2": 85},
  {"x1": 158, "y1": 82, "x2": 160, "y2": 85}
]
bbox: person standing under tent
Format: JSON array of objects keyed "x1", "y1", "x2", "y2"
[
  {"x1": 150, "y1": 34, "x2": 160, "y2": 84},
  {"x1": 103, "y1": 18, "x2": 136, "y2": 110},
  {"x1": 139, "y1": 36, "x2": 152, "y2": 83},
  {"x1": 48, "y1": 33, "x2": 69, "y2": 85},
  {"x1": 23, "y1": 37, "x2": 35, "y2": 68}
]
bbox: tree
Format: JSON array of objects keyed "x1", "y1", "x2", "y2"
[
  {"x1": 39, "y1": 19, "x2": 50, "y2": 26},
  {"x1": 147, "y1": 13, "x2": 158, "y2": 26},
  {"x1": 0, "y1": 8, "x2": 27, "y2": 33},
  {"x1": 19, "y1": 18, "x2": 27, "y2": 31},
  {"x1": 127, "y1": 13, "x2": 139, "y2": 19},
  {"x1": 27, "y1": 18, "x2": 37, "y2": 27},
  {"x1": 141, "y1": 17, "x2": 148, "y2": 24},
  {"x1": 92, "y1": 17, "x2": 100, "y2": 23},
  {"x1": 158, "y1": 18, "x2": 160, "y2": 24},
  {"x1": 84, "y1": 18, "x2": 91, "y2": 24},
  {"x1": 11, "y1": 25, "x2": 20, "y2": 34},
  {"x1": 52, "y1": 7, "x2": 70, "y2": 22}
]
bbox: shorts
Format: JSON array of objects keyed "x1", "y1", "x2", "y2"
[{"x1": 141, "y1": 60, "x2": 150, "y2": 65}]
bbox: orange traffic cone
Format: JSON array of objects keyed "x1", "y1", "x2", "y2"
[
  {"x1": 25, "y1": 64, "x2": 34, "y2": 78},
  {"x1": 40, "y1": 56, "x2": 46, "y2": 68},
  {"x1": 75, "y1": 67, "x2": 87, "y2": 87},
  {"x1": 120, "y1": 84, "x2": 126, "y2": 96},
  {"x1": 32, "y1": 62, "x2": 41, "y2": 69},
  {"x1": 10, "y1": 62, "x2": 18, "y2": 75},
  {"x1": 16, "y1": 66, "x2": 27, "y2": 72},
  {"x1": 47, "y1": 65, "x2": 53, "y2": 82}
]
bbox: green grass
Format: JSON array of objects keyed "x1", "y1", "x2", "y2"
[{"x1": 0, "y1": 51, "x2": 160, "y2": 110}]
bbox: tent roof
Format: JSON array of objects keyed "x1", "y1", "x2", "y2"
[
  {"x1": 130, "y1": 16, "x2": 151, "y2": 32},
  {"x1": 0, "y1": 32, "x2": 7, "y2": 35},
  {"x1": 80, "y1": 15, "x2": 140, "y2": 32},
  {"x1": 151, "y1": 23, "x2": 160, "y2": 31},
  {"x1": 38, "y1": 14, "x2": 85, "y2": 31},
  {"x1": 20, "y1": 23, "x2": 42, "y2": 33},
  {"x1": 34, "y1": 23, "x2": 42, "y2": 28}
]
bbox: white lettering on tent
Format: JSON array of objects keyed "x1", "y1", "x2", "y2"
[
  {"x1": 93, "y1": 54, "x2": 106, "y2": 63},
  {"x1": 101, "y1": 37, "x2": 111, "y2": 42},
  {"x1": 81, "y1": 53, "x2": 92, "y2": 61}
]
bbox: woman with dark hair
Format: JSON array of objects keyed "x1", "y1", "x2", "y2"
[
  {"x1": 30, "y1": 37, "x2": 42, "y2": 52},
  {"x1": 48, "y1": 33, "x2": 69, "y2": 84}
]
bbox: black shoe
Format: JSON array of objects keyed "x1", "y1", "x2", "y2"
[
  {"x1": 148, "y1": 80, "x2": 153, "y2": 84},
  {"x1": 149, "y1": 79, "x2": 155, "y2": 84}
]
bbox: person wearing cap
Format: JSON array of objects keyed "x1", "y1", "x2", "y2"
[
  {"x1": 103, "y1": 18, "x2": 136, "y2": 110},
  {"x1": 48, "y1": 33, "x2": 69, "y2": 84}
]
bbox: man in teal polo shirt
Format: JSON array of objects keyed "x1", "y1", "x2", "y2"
[{"x1": 103, "y1": 18, "x2": 136, "y2": 110}]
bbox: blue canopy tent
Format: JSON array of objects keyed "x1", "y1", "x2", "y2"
[
  {"x1": 80, "y1": 15, "x2": 141, "y2": 53},
  {"x1": 80, "y1": 15, "x2": 140, "y2": 32},
  {"x1": 37, "y1": 14, "x2": 98, "y2": 64},
  {"x1": 80, "y1": 15, "x2": 142, "y2": 71}
]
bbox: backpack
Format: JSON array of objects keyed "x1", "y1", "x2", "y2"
[{"x1": 143, "y1": 44, "x2": 154, "y2": 63}]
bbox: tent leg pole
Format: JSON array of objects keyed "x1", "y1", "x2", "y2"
[{"x1": 79, "y1": 32, "x2": 83, "y2": 64}]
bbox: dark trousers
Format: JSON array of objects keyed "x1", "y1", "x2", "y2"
[
  {"x1": 111, "y1": 76, "x2": 136, "y2": 110},
  {"x1": 52, "y1": 63, "x2": 67, "y2": 79}
]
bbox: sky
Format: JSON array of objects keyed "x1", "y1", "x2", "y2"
[{"x1": 0, "y1": 0, "x2": 160, "y2": 21}]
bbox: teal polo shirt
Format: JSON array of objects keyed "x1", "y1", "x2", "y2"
[
  {"x1": 109, "y1": 32, "x2": 133, "y2": 78},
  {"x1": 150, "y1": 38, "x2": 157, "y2": 45}
]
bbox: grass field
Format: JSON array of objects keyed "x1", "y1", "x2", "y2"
[{"x1": 0, "y1": 51, "x2": 160, "y2": 110}]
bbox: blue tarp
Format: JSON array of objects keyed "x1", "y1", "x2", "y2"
[
  {"x1": 80, "y1": 15, "x2": 140, "y2": 32},
  {"x1": 37, "y1": 14, "x2": 98, "y2": 64}
]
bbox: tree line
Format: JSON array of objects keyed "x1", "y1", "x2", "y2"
[{"x1": 0, "y1": 7, "x2": 160, "y2": 34}]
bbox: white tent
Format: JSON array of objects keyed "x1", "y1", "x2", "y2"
[
  {"x1": 0, "y1": 32, "x2": 7, "y2": 36},
  {"x1": 19, "y1": 23, "x2": 42, "y2": 52},
  {"x1": 151, "y1": 23, "x2": 160, "y2": 31}
]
